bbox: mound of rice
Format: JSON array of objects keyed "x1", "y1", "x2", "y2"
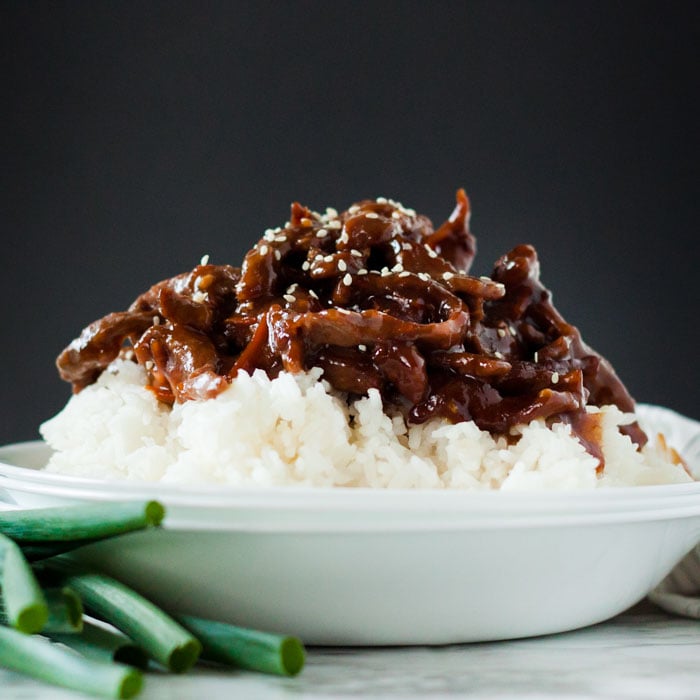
[{"x1": 40, "y1": 360, "x2": 690, "y2": 490}]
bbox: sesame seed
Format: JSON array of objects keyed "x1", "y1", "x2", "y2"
[
  {"x1": 366, "y1": 212, "x2": 379, "y2": 219},
  {"x1": 349, "y1": 205, "x2": 360, "y2": 214},
  {"x1": 480, "y1": 276, "x2": 491, "y2": 282},
  {"x1": 302, "y1": 261, "x2": 310, "y2": 271},
  {"x1": 358, "y1": 344, "x2": 367, "y2": 351},
  {"x1": 283, "y1": 294, "x2": 296, "y2": 303},
  {"x1": 391, "y1": 263, "x2": 404, "y2": 273},
  {"x1": 192, "y1": 290, "x2": 208, "y2": 304},
  {"x1": 287, "y1": 284, "x2": 298, "y2": 293},
  {"x1": 338, "y1": 230, "x2": 349, "y2": 245},
  {"x1": 274, "y1": 250, "x2": 281, "y2": 261},
  {"x1": 317, "y1": 229, "x2": 328, "y2": 238},
  {"x1": 418, "y1": 272, "x2": 431, "y2": 282},
  {"x1": 200, "y1": 254, "x2": 210, "y2": 266},
  {"x1": 381, "y1": 269, "x2": 390, "y2": 277},
  {"x1": 424, "y1": 245, "x2": 438, "y2": 259},
  {"x1": 399, "y1": 270, "x2": 411, "y2": 278},
  {"x1": 350, "y1": 249, "x2": 362, "y2": 257},
  {"x1": 342, "y1": 273, "x2": 353, "y2": 286},
  {"x1": 534, "y1": 351, "x2": 539, "y2": 363},
  {"x1": 357, "y1": 268, "x2": 368, "y2": 275},
  {"x1": 391, "y1": 211, "x2": 401, "y2": 220},
  {"x1": 259, "y1": 245, "x2": 269, "y2": 256},
  {"x1": 404, "y1": 207, "x2": 416, "y2": 216},
  {"x1": 402, "y1": 242, "x2": 412, "y2": 251},
  {"x1": 309, "y1": 289, "x2": 319, "y2": 299},
  {"x1": 326, "y1": 220, "x2": 342, "y2": 230},
  {"x1": 152, "y1": 316, "x2": 160, "y2": 326},
  {"x1": 144, "y1": 360, "x2": 154, "y2": 370},
  {"x1": 551, "y1": 372, "x2": 560, "y2": 384},
  {"x1": 506, "y1": 260, "x2": 516, "y2": 270},
  {"x1": 495, "y1": 283, "x2": 506, "y2": 292},
  {"x1": 326, "y1": 207, "x2": 338, "y2": 219},
  {"x1": 324, "y1": 255, "x2": 334, "y2": 263},
  {"x1": 509, "y1": 325, "x2": 517, "y2": 336},
  {"x1": 497, "y1": 328, "x2": 506, "y2": 338},
  {"x1": 494, "y1": 351, "x2": 504, "y2": 359},
  {"x1": 338, "y1": 259, "x2": 348, "y2": 272},
  {"x1": 442, "y1": 272, "x2": 454, "y2": 280},
  {"x1": 274, "y1": 235, "x2": 287, "y2": 243},
  {"x1": 263, "y1": 229, "x2": 276, "y2": 241},
  {"x1": 376, "y1": 197, "x2": 387, "y2": 204}
]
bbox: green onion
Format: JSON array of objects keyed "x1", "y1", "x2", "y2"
[
  {"x1": 0, "y1": 533, "x2": 48, "y2": 633},
  {"x1": 179, "y1": 614, "x2": 306, "y2": 676},
  {"x1": 0, "y1": 625, "x2": 142, "y2": 699},
  {"x1": 46, "y1": 565, "x2": 200, "y2": 673},
  {"x1": 49, "y1": 619, "x2": 149, "y2": 670},
  {"x1": 20, "y1": 541, "x2": 94, "y2": 562},
  {"x1": 1, "y1": 586, "x2": 82, "y2": 633},
  {"x1": 43, "y1": 587, "x2": 84, "y2": 633},
  {"x1": 0, "y1": 501, "x2": 165, "y2": 542}
]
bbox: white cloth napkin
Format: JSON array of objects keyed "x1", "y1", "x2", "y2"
[
  {"x1": 650, "y1": 546, "x2": 700, "y2": 618},
  {"x1": 641, "y1": 404, "x2": 700, "y2": 618}
]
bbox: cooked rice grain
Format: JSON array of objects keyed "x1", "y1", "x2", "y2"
[{"x1": 39, "y1": 360, "x2": 691, "y2": 489}]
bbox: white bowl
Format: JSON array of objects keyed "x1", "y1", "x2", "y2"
[{"x1": 1, "y1": 404, "x2": 699, "y2": 646}]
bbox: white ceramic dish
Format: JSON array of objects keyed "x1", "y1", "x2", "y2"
[{"x1": 1, "y1": 404, "x2": 699, "y2": 646}]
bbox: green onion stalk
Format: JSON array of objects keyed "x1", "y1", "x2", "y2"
[
  {"x1": 48, "y1": 619, "x2": 149, "y2": 670},
  {"x1": 45, "y1": 564, "x2": 200, "y2": 673},
  {"x1": 0, "y1": 533, "x2": 48, "y2": 633},
  {"x1": 180, "y1": 614, "x2": 306, "y2": 676},
  {"x1": 0, "y1": 625, "x2": 142, "y2": 699},
  {"x1": 0, "y1": 586, "x2": 82, "y2": 633},
  {"x1": 2, "y1": 502, "x2": 165, "y2": 561}
]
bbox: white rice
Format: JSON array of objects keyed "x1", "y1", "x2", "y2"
[{"x1": 40, "y1": 359, "x2": 692, "y2": 490}]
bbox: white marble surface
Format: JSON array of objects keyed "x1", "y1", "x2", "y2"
[{"x1": 1, "y1": 604, "x2": 698, "y2": 700}]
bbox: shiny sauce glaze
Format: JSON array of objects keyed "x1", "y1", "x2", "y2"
[{"x1": 57, "y1": 191, "x2": 646, "y2": 466}]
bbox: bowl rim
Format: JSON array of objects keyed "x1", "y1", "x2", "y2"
[
  {"x1": 2, "y1": 402, "x2": 698, "y2": 531},
  {"x1": 2, "y1": 440, "x2": 700, "y2": 533}
]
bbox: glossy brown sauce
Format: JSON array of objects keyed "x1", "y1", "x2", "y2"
[{"x1": 56, "y1": 191, "x2": 646, "y2": 465}]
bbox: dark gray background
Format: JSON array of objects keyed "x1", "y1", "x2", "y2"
[{"x1": 1, "y1": 1, "x2": 698, "y2": 444}]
